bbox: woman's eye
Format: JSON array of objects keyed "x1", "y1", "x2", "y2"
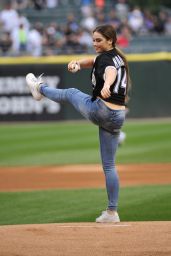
[{"x1": 96, "y1": 39, "x2": 102, "y2": 42}]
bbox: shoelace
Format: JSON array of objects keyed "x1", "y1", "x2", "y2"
[{"x1": 37, "y1": 73, "x2": 44, "y2": 84}]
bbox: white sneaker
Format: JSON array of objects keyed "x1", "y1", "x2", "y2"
[
  {"x1": 118, "y1": 131, "x2": 126, "y2": 146},
  {"x1": 96, "y1": 211, "x2": 120, "y2": 223},
  {"x1": 26, "y1": 73, "x2": 44, "y2": 100}
]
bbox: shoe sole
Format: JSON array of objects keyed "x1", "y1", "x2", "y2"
[
  {"x1": 96, "y1": 220, "x2": 120, "y2": 223},
  {"x1": 26, "y1": 73, "x2": 43, "y2": 101}
]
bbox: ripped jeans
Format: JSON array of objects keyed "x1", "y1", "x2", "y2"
[{"x1": 40, "y1": 86, "x2": 125, "y2": 211}]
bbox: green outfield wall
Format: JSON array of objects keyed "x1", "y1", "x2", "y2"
[{"x1": 0, "y1": 52, "x2": 171, "y2": 121}]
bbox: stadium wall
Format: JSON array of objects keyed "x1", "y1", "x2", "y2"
[{"x1": 0, "y1": 52, "x2": 171, "y2": 121}]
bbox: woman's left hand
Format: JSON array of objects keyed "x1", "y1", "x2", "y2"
[{"x1": 101, "y1": 84, "x2": 111, "y2": 98}]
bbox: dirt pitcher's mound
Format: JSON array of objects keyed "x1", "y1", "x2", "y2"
[
  {"x1": 0, "y1": 163, "x2": 171, "y2": 191},
  {"x1": 0, "y1": 221, "x2": 171, "y2": 256}
]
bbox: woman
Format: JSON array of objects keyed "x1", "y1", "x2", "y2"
[{"x1": 26, "y1": 24, "x2": 130, "y2": 223}]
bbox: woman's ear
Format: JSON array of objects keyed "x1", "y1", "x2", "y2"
[{"x1": 108, "y1": 39, "x2": 113, "y2": 46}]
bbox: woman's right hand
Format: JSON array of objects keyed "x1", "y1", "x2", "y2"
[
  {"x1": 68, "y1": 58, "x2": 94, "y2": 71},
  {"x1": 68, "y1": 61, "x2": 80, "y2": 73}
]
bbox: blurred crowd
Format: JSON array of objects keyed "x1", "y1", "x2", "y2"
[{"x1": 0, "y1": 0, "x2": 171, "y2": 56}]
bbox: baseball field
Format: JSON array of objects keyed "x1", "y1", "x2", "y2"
[{"x1": 0, "y1": 119, "x2": 171, "y2": 255}]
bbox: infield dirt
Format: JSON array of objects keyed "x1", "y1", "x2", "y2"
[
  {"x1": 0, "y1": 163, "x2": 171, "y2": 191},
  {"x1": 0, "y1": 163, "x2": 171, "y2": 256}
]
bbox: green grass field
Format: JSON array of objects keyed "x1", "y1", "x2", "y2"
[
  {"x1": 0, "y1": 119, "x2": 171, "y2": 225},
  {"x1": 0, "y1": 185, "x2": 171, "y2": 225},
  {"x1": 0, "y1": 119, "x2": 171, "y2": 166}
]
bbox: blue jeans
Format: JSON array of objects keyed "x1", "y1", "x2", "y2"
[{"x1": 40, "y1": 86, "x2": 125, "y2": 211}]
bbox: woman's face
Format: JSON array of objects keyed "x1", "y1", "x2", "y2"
[{"x1": 93, "y1": 31, "x2": 113, "y2": 53}]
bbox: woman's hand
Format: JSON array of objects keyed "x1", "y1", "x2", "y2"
[
  {"x1": 68, "y1": 61, "x2": 81, "y2": 73},
  {"x1": 101, "y1": 84, "x2": 111, "y2": 98},
  {"x1": 68, "y1": 58, "x2": 94, "y2": 72}
]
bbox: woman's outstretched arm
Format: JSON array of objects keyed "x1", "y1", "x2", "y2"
[{"x1": 68, "y1": 58, "x2": 94, "y2": 72}]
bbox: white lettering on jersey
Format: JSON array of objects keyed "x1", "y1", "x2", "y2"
[
  {"x1": 91, "y1": 68, "x2": 96, "y2": 87},
  {"x1": 113, "y1": 67, "x2": 127, "y2": 95}
]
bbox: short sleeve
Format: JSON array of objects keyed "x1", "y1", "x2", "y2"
[{"x1": 96, "y1": 54, "x2": 116, "y2": 79}]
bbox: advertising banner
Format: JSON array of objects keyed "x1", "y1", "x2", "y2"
[
  {"x1": 0, "y1": 64, "x2": 64, "y2": 121},
  {"x1": 0, "y1": 54, "x2": 171, "y2": 121}
]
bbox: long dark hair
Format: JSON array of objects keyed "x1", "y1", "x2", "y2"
[{"x1": 93, "y1": 24, "x2": 131, "y2": 99}]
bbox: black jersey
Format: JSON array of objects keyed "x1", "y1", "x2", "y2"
[{"x1": 91, "y1": 49, "x2": 127, "y2": 105}]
